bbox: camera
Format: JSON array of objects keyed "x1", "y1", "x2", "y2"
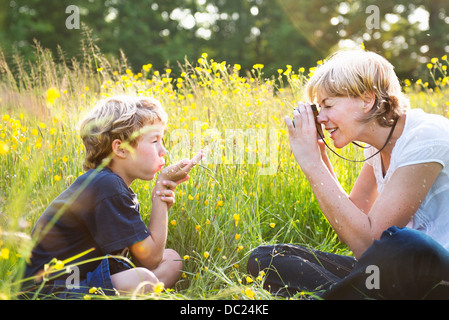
[{"x1": 292, "y1": 104, "x2": 324, "y2": 138}]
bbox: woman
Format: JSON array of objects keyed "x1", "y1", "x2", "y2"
[{"x1": 247, "y1": 50, "x2": 449, "y2": 299}]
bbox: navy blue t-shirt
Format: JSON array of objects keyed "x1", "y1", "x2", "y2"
[{"x1": 25, "y1": 167, "x2": 150, "y2": 280}]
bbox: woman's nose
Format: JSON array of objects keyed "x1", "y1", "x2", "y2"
[{"x1": 317, "y1": 111, "x2": 327, "y2": 124}]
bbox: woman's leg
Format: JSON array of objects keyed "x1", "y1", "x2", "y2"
[
  {"x1": 322, "y1": 226, "x2": 449, "y2": 299},
  {"x1": 247, "y1": 244, "x2": 356, "y2": 296}
]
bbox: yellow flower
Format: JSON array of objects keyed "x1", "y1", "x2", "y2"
[
  {"x1": 89, "y1": 287, "x2": 98, "y2": 294},
  {"x1": 0, "y1": 141, "x2": 9, "y2": 155},
  {"x1": 2, "y1": 114, "x2": 10, "y2": 121},
  {"x1": 234, "y1": 234, "x2": 241, "y2": 240},
  {"x1": 45, "y1": 87, "x2": 60, "y2": 105},
  {"x1": 269, "y1": 222, "x2": 275, "y2": 228},
  {"x1": 0, "y1": 248, "x2": 9, "y2": 259},
  {"x1": 215, "y1": 200, "x2": 224, "y2": 209},
  {"x1": 244, "y1": 288, "x2": 255, "y2": 299},
  {"x1": 203, "y1": 251, "x2": 210, "y2": 259},
  {"x1": 183, "y1": 255, "x2": 190, "y2": 260},
  {"x1": 252, "y1": 63, "x2": 264, "y2": 70},
  {"x1": 54, "y1": 175, "x2": 61, "y2": 182},
  {"x1": 170, "y1": 220, "x2": 177, "y2": 226},
  {"x1": 153, "y1": 282, "x2": 164, "y2": 293},
  {"x1": 195, "y1": 224, "x2": 201, "y2": 231},
  {"x1": 246, "y1": 276, "x2": 253, "y2": 283},
  {"x1": 427, "y1": 63, "x2": 433, "y2": 69},
  {"x1": 54, "y1": 260, "x2": 64, "y2": 270},
  {"x1": 233, "y1": 213, "x2": 240, "y2": 226}
]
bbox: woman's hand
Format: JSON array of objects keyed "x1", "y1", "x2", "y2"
[{"x1": 284, "y1": 102, "x2": 323, "y2": 171}]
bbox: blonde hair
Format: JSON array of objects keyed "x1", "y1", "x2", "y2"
[
  {"x1": 80, "y1": 95, "x2": 168, "y2": 171},
  {"x1": 306, "y1": 49, "x2": 408, "y2": 127}
]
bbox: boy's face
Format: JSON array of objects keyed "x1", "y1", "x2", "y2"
[{"x1": 120, "y1": 123, "x2": 167, "y2": 184}]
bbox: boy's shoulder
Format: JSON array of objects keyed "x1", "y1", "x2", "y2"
[{"x1": 74, "y1": 167, "x2": 131, "y2": 202}]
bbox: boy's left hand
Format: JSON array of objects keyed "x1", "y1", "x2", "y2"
[{"x1": 153, "y1": 150, "x2": 204, "y2": 208}]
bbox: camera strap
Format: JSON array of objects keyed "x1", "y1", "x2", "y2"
[{"x1": 316, "y1": 118, "x2": 398, "y2": 163}]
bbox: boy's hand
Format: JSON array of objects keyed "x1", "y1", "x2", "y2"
[
  {"x1": 158, "y1": 150, "x2": 204, "y2": 184},
  {"x1": 153, "y1": 150, "x2": 204, "y2": 208}
]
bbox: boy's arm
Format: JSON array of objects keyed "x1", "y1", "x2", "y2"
[
  {"x1": 130, "y1": 182, "x2": 170, "y2": 269},
  {"x1": 130, "y1": 151, "x2": 204, "y2": 270}
]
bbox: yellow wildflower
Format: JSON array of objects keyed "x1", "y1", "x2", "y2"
[
  {"x1": 45, "y1": 87, "x2": 60, "y2": 105},
  {"x1": 203, "y1": 251, "x2": 210, "y2": 259},
  {"x1": 54, "y1": 260, "x2": 64, "y2": 270},
  {"x1": 153, "y1": 282, "x2": 164, "y2": 293},
  {"x1": 0, "y1": 248, "x2": 9, "y2": 259},
  {"x1": 233, "y1": 213, "x2": 240, "y2": 226},
  {"x1": 0, "y1": 141, "x2": 9, "y2": 155}
]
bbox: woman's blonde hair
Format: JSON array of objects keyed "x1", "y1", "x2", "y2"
[
  {"x1": 305, "y1": 49, "x2": 408, "y2": 127},
  {"x1": 80, "y1": 95, "x2": 168, "y2": 171}
]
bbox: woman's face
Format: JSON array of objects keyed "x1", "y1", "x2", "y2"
[{"x1": 316, "y1": 95, "x2": 367, "y2": 149}]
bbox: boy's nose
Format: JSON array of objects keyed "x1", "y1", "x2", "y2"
[{"x1": 160, "y1": 145, "x2": 167, "y2": 157}]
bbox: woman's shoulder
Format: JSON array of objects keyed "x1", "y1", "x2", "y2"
[{"x1": 402, "y1": 108, "x2": 449, "y2": 143}]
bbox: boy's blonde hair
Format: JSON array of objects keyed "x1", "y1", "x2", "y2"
[
  {"x1": 80, "y1": 95, "x2": 168, "y2": 171},
  {"x1": 306, "y1": 49, "x2": 408, "y2": 127}
]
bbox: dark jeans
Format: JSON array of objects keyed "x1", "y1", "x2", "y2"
[{"x1": 247, "y1": 226, "x2": 449, "y2": 299}]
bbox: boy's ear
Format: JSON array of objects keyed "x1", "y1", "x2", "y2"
[
  {"x1": 361, "y1": 92, "x2": 376, "y2": 113},
  {"x1": 111, "y1": 139, "x2": 127, "y2": 158}
]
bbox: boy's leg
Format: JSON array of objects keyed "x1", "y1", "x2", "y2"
[
  {"x1": 150, "y1": 248, "x2": 183, "y2": 288},
  {"x1": 111, "y1": 248, "x2": 182, "y2": 293},
  {"x1": 111, "y1": 267, "x2": 158, "y2": 293}
]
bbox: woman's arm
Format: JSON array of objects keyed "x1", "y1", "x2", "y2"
[
  {"x1": 306, "y1": 160, "x2": 442, "y2": 258},
  {"x1": 349, "y1": 162, "x2": 379, "y2": 214},
  {"x1": 285, "y1": 104, "x2": 443, "y2": 258}
]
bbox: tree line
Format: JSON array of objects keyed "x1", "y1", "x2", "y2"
[{"x1": 0, "y1": 0, "x2": 448, "y2": 80}]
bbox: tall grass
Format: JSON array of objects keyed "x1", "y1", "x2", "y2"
[{"x1": 0, "y1": 37, "x2": 448, "y2": 300}]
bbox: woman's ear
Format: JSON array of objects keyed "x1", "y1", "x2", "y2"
[
  {"x1": 111, "y1": 139, "x2": 127, "y2": 159},
  {"x1": 361, "y1": 92, "x2": 376, "y2": 113}
]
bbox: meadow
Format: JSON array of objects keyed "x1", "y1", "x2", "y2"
[{"x1": 0, "y1": 39, "x2": 448, "y2": 300}]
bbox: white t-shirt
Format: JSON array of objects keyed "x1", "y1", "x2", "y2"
[{"x1": 364, "y1": 108, "x2": 449, "y2": 250}]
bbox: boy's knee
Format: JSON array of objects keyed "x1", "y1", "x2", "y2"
[
  {"x1": 164, "y1": 248, "x2": 183, "y2": 270},
  {"x1": 133, "y1": 267, "x2": 159, "y2": 284}
]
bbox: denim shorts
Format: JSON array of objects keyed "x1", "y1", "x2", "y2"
[{"x1": 21, "y1": 255, "x2": 132, "y2": 300}]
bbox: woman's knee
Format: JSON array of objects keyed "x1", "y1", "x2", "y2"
[{"x1": 247, "y1": 244, "x2": 285, "y2": 275}]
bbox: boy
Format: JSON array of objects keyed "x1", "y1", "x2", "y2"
[{"x1": 22, "y1": 95, "x2": 203, "y2": 298}]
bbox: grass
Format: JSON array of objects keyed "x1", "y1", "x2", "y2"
[{"x1": 0, "y1": 38, "x2": 448, "y2": 300}]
